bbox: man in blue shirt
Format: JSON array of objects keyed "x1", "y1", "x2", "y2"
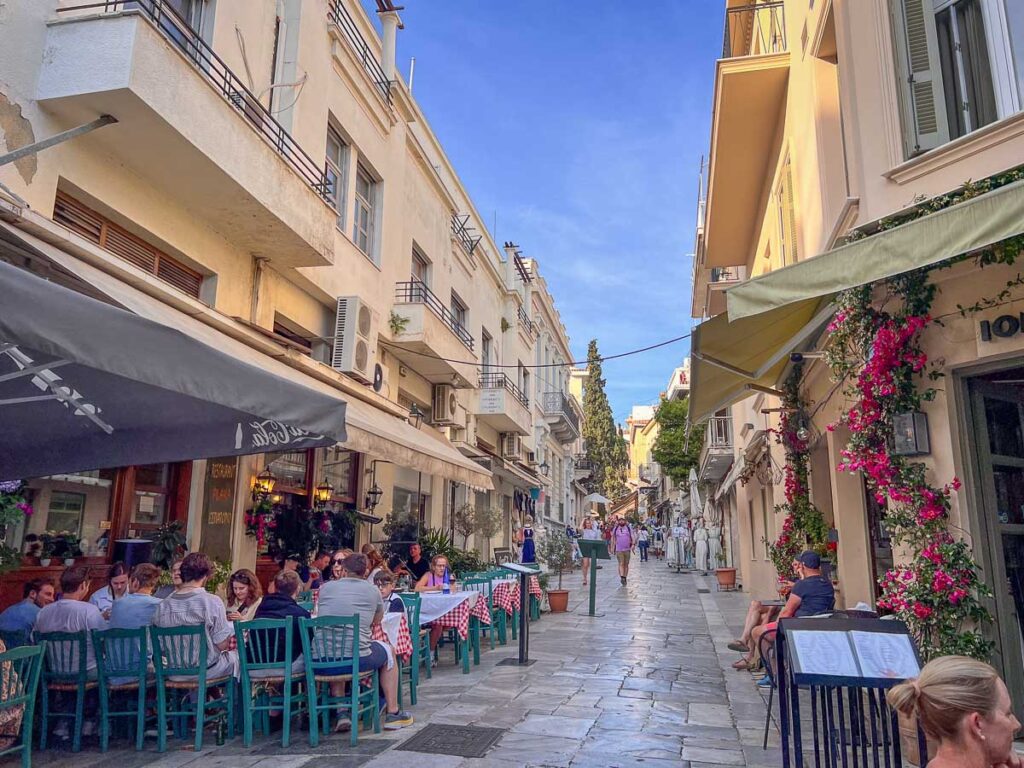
[
  {"x1": 0, "y1": 578, "x2": 55, "y2": 639},
  {"x1": 109, "y1": 563, "x2": 163, "y2": 629}
]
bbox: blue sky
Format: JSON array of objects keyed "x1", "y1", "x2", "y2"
[{"x1": 362, "y1": 1, "x2": 721, "y2": 422}]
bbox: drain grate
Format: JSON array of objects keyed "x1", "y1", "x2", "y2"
[
  {"x1": 697, "y1": 588, "x2": 711, "y2": 593},
  {"x1": 395, "y1": 723, "x2": 505, "y2": 758}
]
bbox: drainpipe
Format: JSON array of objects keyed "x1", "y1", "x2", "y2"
[{"x1": 379, "y1": 10, "x2": 402, "y2": 84}]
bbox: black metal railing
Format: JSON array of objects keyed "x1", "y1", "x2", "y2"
[
  {"x1": 517, "y1": 305, "x2": 535, "y2": 335},
  {"x1": 451, "y1": 214, "x2": 481, "y2": 255},
  {"x1": 327, "y1": 0, "x2": 392, "y2": 102},
  {"x1": 57, "y1": 1, "x2": 332, "y2": 200},
  {"x1": 479, "y1": 372, "x2": 529, "y2": 407},
  {"x1": 543, "y1": 391, "x2": 580, "y2": 434},
  {"x1": 710, "y1": 266, "x2": 743, "y2": 283},
  {"x1": 573, "y1": 454, "x2": 592, "y2": 471},
  {"x1": 394, "y1": 280, "x2": 475, "y2": 350},
  {"x1": 723, "y1": 2, "x2": 786, "y2": 58}
]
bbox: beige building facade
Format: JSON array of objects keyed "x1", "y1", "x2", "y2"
[{"x1": 690, "y1": 0, "x2": 1024, "y2": 704}]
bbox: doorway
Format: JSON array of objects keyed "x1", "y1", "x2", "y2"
[{"x1": 967, "y1": 369, "x2": 1024, "y2": 712}]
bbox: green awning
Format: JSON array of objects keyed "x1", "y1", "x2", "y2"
[{"x1": 727, "y1": 178, "x2": 1024, "y2": 321}]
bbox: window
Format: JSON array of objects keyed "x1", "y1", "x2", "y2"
[
  {"x1": 776, "y1": 156, "x2": 798, "y2": 267},
  {"x1": 481, "y1": 331, "x2": 493, "y2": 374},
  {"x1": 53, "y1": 192, "x2": 204, "y2": 298},
  {"x1": 394, "y1": 487, "x2": 430, "y2": 527},
  {"x1": 353, "y1": 165, "x2": 377, "y2": 258},
  {"x1": 450, "y1": 292, "x2": 468, "y2": 332},
  {"x1": 21, "y1": 470, "x2": 117, "y2": 558},
  {"x1": 131, "y1": 463, "x2": 173, "y2": 530},
  {"x1": 411, "y1": 247, "x2": 430, "y2": 286},
  {"x1": 265, "y1": 450, "x2": 310, "y2": 495},
  {"x1": 273, "y1": 316, "x2": 313, "y2": 355},
  {"x1": 326, "y1": 128, "x2": 348, "y2": 227},
  {"x1": 890, "y1": 0, "x2": 1019, "y2": 155},
  {"x1": 47, "y1": 492, "x2": 86, "y2": 537},
  {"x1": 322, "y1": 446, "x2": 357, "y2": 503}
]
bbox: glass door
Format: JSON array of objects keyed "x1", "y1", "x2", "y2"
[{"x1": 970, "y1": 378, "x2": 1024, "y2": 712}]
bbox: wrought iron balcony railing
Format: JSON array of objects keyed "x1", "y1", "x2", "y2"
[
  {"x1": 710, "y1": 266, "x2": 744, "y2": 283},
  {"x1": 58, "y1": 1, "x2": 332, "y2": 200},
  {"x1": 517, "y1": 305, "x2": 535, "y2": 335},
  {"x1": 722, "y1": 2, "x2": 787, "y2": 58},
  {"x1": 542, "y1": 391, "x2": 580, "y2": 433},
  {"x1": 479, "y1": 372, "x2": 529, "y2": 407},
  {"x1": 394, "y1": 280, "x2": 475, "y2": 350},
  {"x1": 327, "y1": 1, "x2": 392, "y2": 102}
]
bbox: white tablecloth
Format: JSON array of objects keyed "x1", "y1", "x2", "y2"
[{"x1": 417, "y1": 591, "x2": 478, "y2": 626}]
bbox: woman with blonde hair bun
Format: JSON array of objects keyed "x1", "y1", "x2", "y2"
[{"x1": 886, "y1": 655, "x2": 1021, "y2": 768}]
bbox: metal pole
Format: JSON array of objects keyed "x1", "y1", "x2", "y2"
[
  {"x1": 588, "y1": 556, "x2": 598, "y2": 616},
  {"x1": 518, "y1": 571, "x2": 529, "y2": 664},
  {"x1": 0, "y1": 115, "x2": 117, "y2": 166}
]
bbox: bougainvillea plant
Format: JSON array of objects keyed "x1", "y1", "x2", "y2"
[{"x1": 0, "y1": 480, "x2": 33, "y2": 573}]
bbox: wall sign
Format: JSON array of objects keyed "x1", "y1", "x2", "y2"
[
  {"x1": 200, "y1": 457, "x2": 239, "y2": 563},
  {"x1": 980, "y1": 314, "x2": 1024, "y2": 342}
]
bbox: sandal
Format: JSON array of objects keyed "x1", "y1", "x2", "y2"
[
  {"x1": 727, "y1": 640, "x2": 749, "y2": 653},
  {"x1": 732, "y1": 659, "x2": 754, "y2": 670}
]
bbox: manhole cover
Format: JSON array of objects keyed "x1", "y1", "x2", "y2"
[
  {"x1": 697, "y1": 588, "x2": 711, "y2": 593},
  {"x1": 395, "y1": 723, "x2": 505, "y2": 758}
]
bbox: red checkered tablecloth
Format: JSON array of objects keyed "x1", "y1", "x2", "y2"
[
  {"x1": 492, "y1": 577, "x2": 542, "y2": 615},
  {"x1": 371, "y1": 614, "x2": 412, "y2": 662},
  {"x1": 424, "y1": 592, "x2": 491, "y2": 640}
]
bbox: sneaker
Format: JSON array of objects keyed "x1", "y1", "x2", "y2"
[
  {"x1": 383, "y1": 710, "x2": 414, "y2": 730},
  {"x1": 334, "y1": 716, "x2": 352, "y2": 733},
  {"x1": 757, "y1": 675, "x2": 773, "y2": 687},
  {"x1": 620, "y1": 576, "x2": 626, "y2": 586},
  {"x1": 53, "y1": 721, "x2": 70, "y2": 740},
  {"x1": 727, "y1": 640, "x2": 749, "y2": 653}
]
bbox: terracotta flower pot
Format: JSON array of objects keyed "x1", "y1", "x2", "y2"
[
  {"x1": 715, "y1": 567, "x2": 737, "y2": 589},
  {"x1": 547, "y1": 589, "x2": 570, "y2": 613}
]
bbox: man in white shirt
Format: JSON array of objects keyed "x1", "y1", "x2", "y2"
[{"x1": 34, "y1": 566, "x2": 107, "y2": 673}]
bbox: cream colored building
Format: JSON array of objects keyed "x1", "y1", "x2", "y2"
[
  {"x1": 690, "y1": 0, "x2": 1024, "y2": 702},
  {"x1": 0, "y1": 0, "x2": 572, "y2": 595}
]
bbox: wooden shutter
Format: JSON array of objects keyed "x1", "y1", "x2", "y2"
[
  {"x1": 782, "y1": 158, "x2": 798, "y2": 265},
  {"x1": 891, "y1": 0, "x2": 949, "y2": 155}
]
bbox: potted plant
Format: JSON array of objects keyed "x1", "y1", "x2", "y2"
[
  {"x1": 538, "y1": 529, "x2": 573, "y2": 613},
  {"x1": 59, "y1": 532, "x2": 83, "y2": 565},
  {"x1": 150, "y1": 520, "x2": 186, "y2": 569},
  {"x1": 714, "y1": 551, "x2": 737, "y2": 589},
  {"x1": 38, "y1": 533, "x2": 56, "y2": 567}
]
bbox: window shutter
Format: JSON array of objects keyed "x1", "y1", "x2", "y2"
[
  {"x1": 783, "y1": 159, "x2": 798, "y2": 265},
  {"x1": 890, "y1": 0, "x2": 949, "y2": 155}
]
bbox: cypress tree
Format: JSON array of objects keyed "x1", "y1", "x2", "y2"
[{"x1": 582, "y1": 340, "x2": 629, "y2": 500}]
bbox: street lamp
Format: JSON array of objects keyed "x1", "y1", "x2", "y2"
[
  {"x1": 252, "y1": 467, "x2": 277, "y2": 503},
  {"x1": 539, "y1": 460, "x2": 550, "y2": 477},
  {"x1": 365, "y1": 483, "x2": 383, "y2": 511},
  {"x1": 313, "y1": 477, "x2": 335, "y2": 510}
]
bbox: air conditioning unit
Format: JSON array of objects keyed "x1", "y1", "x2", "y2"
[
  {"x1": 502, "y1": 433, "x2": 523, "y2": 461},
  {"x1": 331, "y1": 296, "x2": 377, "y2": 383},
  {"x1": 525, "y1": 450, "x2": 537, "y2": 466},
  {"x1": 432, "y1": 384, "x2": 459, "y2": 426}
]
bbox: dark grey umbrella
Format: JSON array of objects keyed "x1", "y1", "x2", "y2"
[{"x1": 0, "y1": 260, "x2": 346, "y2": 479}]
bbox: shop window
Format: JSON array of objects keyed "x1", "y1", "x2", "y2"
[
  {"x1": 265, "y1": 450, "x2": 310, "y2": 496},
  {"x1": 48, "y1": 492, "x2": 86, "y2": 536},
  {"x1": 394, "y1": 487, "x2": 429, "y2": 527},
  {"x1": 131, "y1": 463, "x2": 173, "y2": 532},
  {"x1": 322, "y1": 446, "x2": 357, "y2": 503},
  {"x1": 22, "y1": 469, "x2": 117, "y2": 558}
]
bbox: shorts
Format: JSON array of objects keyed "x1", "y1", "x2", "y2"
[
  {"x1": 616, "y1": 550, "x2": 631, "y2": 565},
  {"x1": 313, "y1": 640, "x2": 388, "y2": 677}
]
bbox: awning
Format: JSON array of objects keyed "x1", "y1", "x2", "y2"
[
  {"x1": 689, "y1": 300, "x2": 835, "y2": 423},
  {"x1": 726, "y1": 177, "x2": 1024, "y2": 322},
  {"x1": 0, "y1": 222, "x2": 492, "y2": 489},
  {"x1": 0, "y1": 259, "x2": 346, "y2": 478}
]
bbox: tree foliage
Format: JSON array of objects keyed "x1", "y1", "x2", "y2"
[
  {"x1": 581, "y1": 340, "x2": 629, "y2": 500},
  {"x1": 651, "y1": 396, "x2": 704, "y2": 485}
]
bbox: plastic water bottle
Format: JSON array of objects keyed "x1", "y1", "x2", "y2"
[{"x1": 442, "y1": 568, "x2": 451, "y2": 595}]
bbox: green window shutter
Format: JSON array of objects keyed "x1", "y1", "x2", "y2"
[{"x1": 890, "y1": 0, "x2": 949, "y2": 155}]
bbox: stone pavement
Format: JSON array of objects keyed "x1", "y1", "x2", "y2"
[{"x1": 25, "y1": 560, "x2": 781, "y2": 768}]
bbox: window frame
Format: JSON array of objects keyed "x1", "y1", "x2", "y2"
[
  {"x1": 326, "y1": 127, "x2": 349, "y2": 230},
  {"x1": 353, "y1": 164, "x2": 379, "y2": 261},
  {"x1": 449, "y1": 291, "x2": 469, "y2": 334},
  {"x1": 411, "y1": 245, "x2": 431, "y2": 286}
]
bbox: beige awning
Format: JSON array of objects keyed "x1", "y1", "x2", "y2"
[
  {"x1": 727, "y1": 178, "x2": 1024, "y2": 321},
  {"x1": 690, "y1": 301, "x2": 835, "y2": 423},
  {"x1": 2, "y1": 221, "x2": 493, "y2": 489}
]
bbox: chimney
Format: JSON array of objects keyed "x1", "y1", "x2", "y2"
[
  {"x1": 379, "y1": 10, "x2": 402, "y2": 83},
  {"x1": 503, "y1": 241, "x2": 518, "y2": 287}
]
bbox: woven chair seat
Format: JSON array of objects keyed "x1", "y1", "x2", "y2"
[
  {"x1": 109, "y1": 680, "x2": 149, "y2": 691},
  {"x1": 312, "y1": 670, "x2": 373, "y2": 683},
  {"x1": 244, "y1": 672, "x2": 305, "y2": 685},
  {"x1": 47, "y1": 680, "x2": 98, "y2": 691},
  {"x1": 165, "y1": 675, "x2": 231, "y2": 689}
]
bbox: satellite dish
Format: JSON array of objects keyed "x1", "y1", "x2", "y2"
[{"x1": 372, "y1": 363, "x2": 385, "y2": 393}]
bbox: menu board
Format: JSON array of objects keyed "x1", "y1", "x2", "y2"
[
  {"x1": 788, "y1": 627, "x2": 920, "y2": 683},
  {"x1": 200, "y1": 457, "x2": 238, "y2": 563}
]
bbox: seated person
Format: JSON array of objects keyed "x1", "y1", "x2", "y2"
[
  {"x1": 153, "y1": 558, "x2": 183, "y2": 599},
  {"x1": 0, "y1": 578, "x2": 55, "y2": 639},
  {"x1": 89, "y1": 562, "x2": 129, "y2": 620},
  {"x1": 152, "y1": 553, "x2": 238, "y2": 680},
  {"x1": 414, "y1": 555, "x2": 455, "y2": 652},
  {"x1": 110, "y1": 563, "x2": 163, "y2": 629},
  {"x1": 397, "y1": 543, "x2": 430, "y2": 583},
  {"x1": 374, "y1": 571, "x2": 405, "y2": 614},
  {"x1": 309, "y1": 549, "x2": 332, "y2": 589},
  {"x1": 316, "y1": 553, "x2": 412, "y2": 731},
  {"x1": 252, "y1": 569, "x2": 310, "y2": 675},
  {"x1": 226, "y1": 568, "x2": 263, "y2": 622},
  {"x1": 34, "y1": 567, "x2": 107, "y2": 673},
  {"x1": 267, "y1": 553, "x2": 312, "y2": 595}
]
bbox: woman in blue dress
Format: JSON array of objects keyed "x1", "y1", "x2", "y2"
[{"x1": 518, "y1": 515, "x2": 536, "y2": 564}]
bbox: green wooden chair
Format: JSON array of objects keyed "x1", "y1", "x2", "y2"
[
  {"x1": 462, "y1": 577, "x2": 501, "y2": 653},
  {"x1": 149, "y1": 625, "x2": 236, "y2": 753},
  {"x1": 0, "y1": 643, "x2": 44, "y2": 768},
  {"x1": 92, "y1": 627, "x2": 152, "y2": 752},
  {"x1": 299, "y1": 615, "x2": 380, "y2": 748},
  {"x1": 235, "y1": 618, "x2": 305, "y2": 747},
  {"x1": 36, "y1": 630, "x2": 96, "y2": 753},
  {"x1": 296, "y1": 590, "x2": 313, "y2": 603},
  {"x1": 397, "y1": 593, "x2": 429, "y2": 706}
]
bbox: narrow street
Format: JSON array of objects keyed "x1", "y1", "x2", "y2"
[{"x1": 29, "y1": 563, "x2": 778, "y2": 768}]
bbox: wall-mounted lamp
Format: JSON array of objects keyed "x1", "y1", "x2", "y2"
[
  {"x1": 408, "y1": 403, "x2": 424, "y2": 429},
  {"x1": 252, "y1": 467, "x2": 277, "y2": 503},
  {"x1": 365, "y1": 483, "x2": 383, "y2": 511},
  {"x1": 893, "y1": 411, "x2": 930, "y2": 456},
  {"x1": 539, "y1": 460, "x2": 550, "y2": 477},
  {"x1": 313, "y1": 476, "x2": 335, "y2": 510}
]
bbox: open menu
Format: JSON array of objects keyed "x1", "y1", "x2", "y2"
[{"x1": 788, "y1": 628, "x2": 920, "y2": 682}]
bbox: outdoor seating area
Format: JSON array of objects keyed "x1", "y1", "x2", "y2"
[{"x1": 0, "y1": 557, "x2": 546, "y2": 765}]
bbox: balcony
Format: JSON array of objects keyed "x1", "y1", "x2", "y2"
[
  {"x1": 573, "y1": 454, "x2": 592, "y2": 480},
  {"x1": 41, "y1": 3, "x2": 336, "y2": 268},
  {"x1": 390, "y1": 281, "x2": 477, "y2": 386},
  {"x1": 705, "y1": 1, "x2": 790, "y2": 269},
  {"x1": 327, "y1": 1, "x2": 392, "y2": 103},
  {"x1": 474, "y1": 372, "x2": 532, "y2": 436},
  {"x1": 692, "y1": 264, "x2": 747, "y2": 319},
  {"x1": 699, "y1": 415, "x2": 734, "y2": 482},
  {"x1": 517, "y1": 305, "x2": 535, "y2": 336},
  {"x1": 542, "y1": 391, "x2": 580, "y2": 444}
]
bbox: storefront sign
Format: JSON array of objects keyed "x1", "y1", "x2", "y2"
[
  {"x1": 200, "y1": 457, "x2": 238, "y2": 563},
  {"x1": 979, "y1": 314, "x2": 1024, "y2": 342}
]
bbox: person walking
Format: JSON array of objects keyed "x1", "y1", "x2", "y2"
[
  {"x1": 611, "y1": 517, "x2": 635, "y2": 585},
  {"x1": 637, "y1": 526, "x2": 650, "y2": 562}
]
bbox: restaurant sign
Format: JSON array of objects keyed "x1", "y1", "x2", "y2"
[{"x1": 200, "y1": 456, "x2": 239, "y2": 563}]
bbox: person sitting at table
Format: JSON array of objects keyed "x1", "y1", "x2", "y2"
[
  {"x1": 729, "y1": 597, "x2": 786, "y2": 664},
  {"x1": 0, "y1": 578, "x2": 55, "y2": 639},
  {"x1": 361, "y1": 544, "x2": 386, "y2": 583},
  {"x1": 152, "y1": 553, "x2": 238, "y2": 680},
  {"x1": 309, "y1": 549, "x2": 332, "y2": 589},
  {"x1": 110, "y1": 563, "x2": 163, "y2": 629},
  {"x1": 252, "y1": 569, "x2": 310, "y2": 674},
  {"x1": 226, "y1": 568, "x2": 263, "y2": 622},
  {"x1": 397, "y1": 543, "x2": 430, "y2": 583},
  {"x1": 267, "y1": 553, "x2": 312, "y2": 595},
  {"x1": 34, "y1": 567, "x2": 107, "y2": 672},
  {"x1": 316, "y1": 553, "x2": 412, "y2": 732},
  {"x1": 374, "y1": 571, "x2": 405, "y2": 614},
  {"x1": 89, "y1": 561, "x2": 129, "y2": 620},
  {"x1": 154, "y1": 558, "x2": 184, "y2": 599},
  {"x1": 414, "y1": 555, "x2": 453, "y2": 594},
  {"x1": 888, "y1": 655, "x2": 1021, "y2": 768}
]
